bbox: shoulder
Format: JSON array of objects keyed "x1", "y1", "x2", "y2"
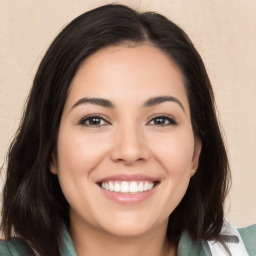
[
  {"x1": 178, "y1": 232, "x2": 211, "y2": 256},
  {"x1": 178, "y1": 223, "x2": 256, "y2": 256},
  {"x1": 238, "y1": 224, "x2": 256, "y2": 255},
  {"x1": 0, "y1": 238, "x2": 31, "y2": 256},
  {"x1": 0, "y1": 225, "x2": 76, "y2": 256}
]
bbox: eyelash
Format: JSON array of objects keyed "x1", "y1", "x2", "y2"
[
  {"x1": 78, "y1": 114, "x2": 177, "y2": 127},
  {"x1": 146, "y1": 115, "x2": 177, "y2": 126},
  {"x1": 78, "y1": 115, "x2": 109, "y2": 127}
]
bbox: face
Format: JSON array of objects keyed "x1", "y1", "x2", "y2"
[{"x1": 51, "y1": 44, "x2": 201, "y2": 238}]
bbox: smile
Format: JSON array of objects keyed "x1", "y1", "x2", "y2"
[
  {"x1": 101, "y1": 181, "x2": 155, "y2": 193},
  {"x1": 97, "y1": 175, "x2": 159, "y2": 204}
]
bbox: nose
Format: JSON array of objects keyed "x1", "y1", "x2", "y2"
[{"x1": 110, "y1": 123, "x2": 150, "y2": 165}]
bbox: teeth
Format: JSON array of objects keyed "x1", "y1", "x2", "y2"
[
  {"x1": 144, "y1": 182, "x2": 149, "y2": 191},
  {"x1": 148, "y1": 183, "x2": 154, "y2": 190},
  {"x1": 121, "y1": 181, "x2": 129, "y2": 193},
  {"x1": 109, "y1": 182, "x2": 114, "y2": 191},
  {"x1": 129, "y1": 182, "x2": 138, "y2": 193},
  {"x1": 138, "y1": 182, "x2": 144, "y2": 192},
  {"x1": 114, "y1": 183, "x2": 121, "y2": 192},
  {"x1": 101, "y1": 181, "x2": 155, "y2": 193}
]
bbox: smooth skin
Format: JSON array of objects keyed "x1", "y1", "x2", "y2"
[{"x1": 51, "y1": 44, "x2": 201, "y2": 256}]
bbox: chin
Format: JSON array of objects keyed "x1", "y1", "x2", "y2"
[
  {"x1": 97, "y1": 211, "x2": 166, "y2": 238},
  {"x1": 103, "y1": 223, "x2": 153, "y2": 238}
]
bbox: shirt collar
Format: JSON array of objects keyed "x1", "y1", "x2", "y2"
[{"x1": 60, "y1": 226, "x2": 77, "y2": 256}]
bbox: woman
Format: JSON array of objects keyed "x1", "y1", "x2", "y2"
[{"x1": 0, "y1": 4, "x2": 255, "y2": 256}]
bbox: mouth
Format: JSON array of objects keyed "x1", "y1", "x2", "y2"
[
  {"x1": 99, "y1": 180, "x2": 159, "y2": 194},
  {"x1": 96, "y1": 175, "x2": 160, "y2": 204}
]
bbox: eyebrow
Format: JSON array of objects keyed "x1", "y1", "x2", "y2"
[
  {"x1": 143, "y1": 96, "x2": 185, "y2": 112},
  {"x1": 71, "y1": 96, "x2": 185, "y2": 112},
  {"x1": 71, "y1": 97, "x2": 114, "y2": 109}
]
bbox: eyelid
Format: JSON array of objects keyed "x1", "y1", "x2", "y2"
[
  {"x1": 77, "y1": 113, "x2": 177, "y2": 127},
  {"x1": 146, "y1": 114, "x2": 177, "y2": 126},
  {"x1": 78, "y1": 114, "x2": 111, "y2": 126}
]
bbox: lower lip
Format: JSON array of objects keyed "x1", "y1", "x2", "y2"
[{"x1": 99, "y1": 185, "x2": 157, "y2": 204}]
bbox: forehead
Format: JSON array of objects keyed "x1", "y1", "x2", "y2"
[{"x1": 65, "y1": 44, "x2": 189, "y2": 112}]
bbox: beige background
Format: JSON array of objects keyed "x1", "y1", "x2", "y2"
[{"x1": 0, "y1": 0, "x2": 255, "y2": 227}]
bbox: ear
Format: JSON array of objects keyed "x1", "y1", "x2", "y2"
[
  {"x1": 50, "y1": 153, "x2": 58, "y2": 175},
  {"x1": 191, "y1": 138, "x2": 202, "y2": 177}
]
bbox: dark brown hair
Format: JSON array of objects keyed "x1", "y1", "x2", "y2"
[{"x1": 1, "y1": 4, "x2": 230, "y2": 255}]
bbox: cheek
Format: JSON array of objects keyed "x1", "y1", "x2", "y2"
[
  {"x1": 149, "y1": 130, "x2": 195, "y2": 175},
  {"x1": 55, "y1": 128, "x2": 111, "y2": 210},
  {"x1": 56, "y1": 128, "x2": 110, "y2": 176}
]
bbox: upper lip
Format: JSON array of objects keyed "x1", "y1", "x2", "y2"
[{"x1": 96, "y1": 174, "x2": 159, "y2": 183}]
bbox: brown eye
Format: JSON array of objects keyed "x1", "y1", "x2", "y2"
[
  {"x1": 148, "y1": 116, "x2": 177, "y2": 126},
  {"x1": 79, "y1": 116, "x2": 109, "y2": 127}
]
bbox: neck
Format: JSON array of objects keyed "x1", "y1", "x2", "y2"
[{"x1": 69, "y1": 218, "x2": 177, "y2": 256}]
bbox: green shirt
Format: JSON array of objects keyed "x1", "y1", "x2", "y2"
[{"x1": 0, "y1": 224, "x2": 255, "y2": 255}]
